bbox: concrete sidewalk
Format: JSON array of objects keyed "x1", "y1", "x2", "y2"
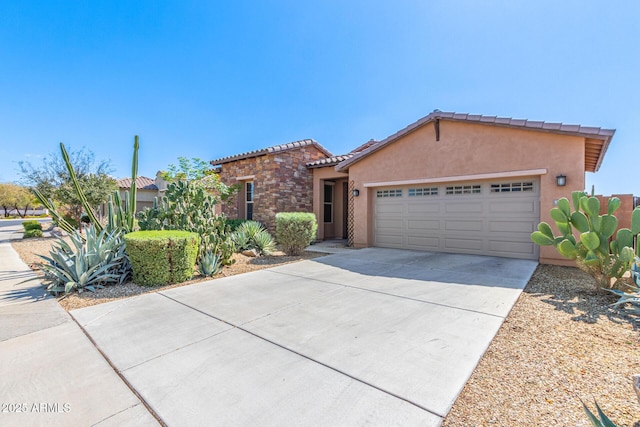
[{"x1": 0, "y1": 226, "x2": 158, "y2": 427}]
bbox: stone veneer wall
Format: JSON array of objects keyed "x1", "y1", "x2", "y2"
[{"x1": 217, "y1": 146, "x2": 327, "y2": 232}]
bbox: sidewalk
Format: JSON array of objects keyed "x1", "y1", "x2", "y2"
[{"x1": 0, "y1": 226, "x2": 158, "y2": 427}]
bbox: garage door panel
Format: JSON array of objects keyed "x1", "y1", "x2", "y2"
[
  {"x1": 375, "y1": 218, "x2": 404, "y2": 231},
  {"x1": 445, "y1": 202, "x2": 483, "y2": 214},
  {"x1": 489, "y1": 200, "x2": 538, "y2": 214},
  {"x1": 445, "y1": 238, "x2": 483, "y2": 251},
  {"x1": 488, "y1": 240, "x2": 536, "y2": 256},
  {"x1": 489, "y1": 220, "x2": 536, "y2": 233},
  {"x1": 445, "y1": 220, "x2": 483, "y2": 232},
  {"x1": 374, "y1": 179, "x2": 540, "y2": 260},
  {"x1": 407, "y1": 203, "x2": 440, "y2": 214},
  {"x1": 407, "y1": 236, "x2": 440, "y2": 250},
  {"x1": 375, "y1": 234, "x2": 404, "y2": 246},
  {"x1": 407, "y1": 219, "x2": 439, "y2": 231},
  {"x1": 376, "y1": 203, "x2": 404, "y2": 214}
]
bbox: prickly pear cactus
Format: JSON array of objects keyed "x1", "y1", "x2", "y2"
[{"x1": 531, "y1": 191, "x2": 639, "y2": 290}]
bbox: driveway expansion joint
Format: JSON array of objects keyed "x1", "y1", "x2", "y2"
[
  {"x1": 158, "y1": 291, "x2": 444, "y2": 420},
  {"x1": 71, "y1": 315, "x2": 167, "y2": 427}
]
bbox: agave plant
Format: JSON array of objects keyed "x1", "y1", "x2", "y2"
[
  {"x1": 231, "y1": 221, "x2": 275, "y2": 255},
  {"x1": 198, "y1": 250, "x2": 221, "y2": 277},
  {"x1": 607, "y1": 257, "x2": 640, "y2": 313},
  {"x1": 39, "y1": 225, "x2": 131, "y2": 294},
  {"x1": 582, "y1": 400, "x2": 618, "y2": 427}
]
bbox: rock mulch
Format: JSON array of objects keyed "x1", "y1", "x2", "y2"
[{"x1": 10, "y1": 236, "x2": 640, "y2": 425}]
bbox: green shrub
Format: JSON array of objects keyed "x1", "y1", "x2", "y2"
[
  {"x1": 231, "y1": 221, "x2": 275, "y2": 255},
  {"x1": 125, "y1": 230, "x2": 199, "y2": 286},
  {"x1": 225, "y1": 218, "x2": 248, "y2": 232},
  {"x1": 22, "y1": 220, "x2": 42, "y2": 231},
  {"x1": 23, "y1": 229, "x2": 43, "y2": 238},
  {"x1": 275, "y1": 212, "x2": 317, "y2": 256}
]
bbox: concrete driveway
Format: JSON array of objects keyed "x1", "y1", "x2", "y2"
[{"x1": 71, "y1": 248, "x2": 537, "y2": 426}]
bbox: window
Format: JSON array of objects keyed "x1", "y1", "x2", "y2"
[
  {"x1": 324, "y1": 184, "x2": 333, "y2": 223},
  {"x1": 376, "y1": 189, "x2": 403, "y2": 198},
  {"x1": 490, "y1": 182, "x2": 534, "y2": 193},
  {"x1": 445, "y1": 185, "x2": 481, "y2": 195},
  {"x1": 245, "y1": 181, "x2": 254, "y2": 220},
  {"x1": 408, "y1": 187, "x2": 438, "y2": 197}
]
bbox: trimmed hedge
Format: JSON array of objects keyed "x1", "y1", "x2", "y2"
[
  {"x1": 124, "y1": 230, "x2": 200, "y2": 287},
  {"x1": 22, "y1": 220, "x2": 42, "y2": 231},
  {"x1": 23, "y1": 229, "x2": 43, "y2": 238},
  {"x1": 275, "y1": 212, "x2": 318, "y2": 256}
]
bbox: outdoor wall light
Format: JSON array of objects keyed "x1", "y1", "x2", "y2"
[
  {"x1": 352, "y1": 189, "x2": 360, "y2": 197},
  {"x1": 556, "y1": 174, "x2": 567, "y2": 187}
]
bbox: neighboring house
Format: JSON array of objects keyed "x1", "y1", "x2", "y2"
[
  {"x1": 115, "y1": 173, "x2": 167, "y2": 213},
  {"x1": 212, "y1": 111, "x2": 616, "y2": 265}
]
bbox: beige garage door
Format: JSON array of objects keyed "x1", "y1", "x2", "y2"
[{"x1": 374, "y1": 179, "x2": 540, "y2": 260}]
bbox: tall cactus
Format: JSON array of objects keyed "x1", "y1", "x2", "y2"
[
  {"x1": 531, "y1": 191, "x2": 640, "y2": 290},
  {"x1": 128, "y1": 135, "x2": 139, "y2": 231}
]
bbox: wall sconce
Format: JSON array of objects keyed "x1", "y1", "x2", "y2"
[
  {"x1": 556, "y1": 174, "x2": 567, "y2": 187},
  {"x1": 352, "y1": 189, "x2": 360, "y2": 197}
]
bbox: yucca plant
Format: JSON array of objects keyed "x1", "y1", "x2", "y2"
[
  {"x1": 198, "y1": 250, "x2": 221, "y2": 277},
  {"x1": 38, "y1": 225, "x2": 130, "y2": 294}
]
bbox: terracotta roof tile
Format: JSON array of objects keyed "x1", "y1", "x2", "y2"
[
  {"x1": 116, "y1": 176, "x2": 157, "y2": 190},
  {"x1": 210, "y1": 139, "x2": 333, "y2": 165},
  {"x1": 306, "y1": 154, "x2": 354, "y2": 168}
]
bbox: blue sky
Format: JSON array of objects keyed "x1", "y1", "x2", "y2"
[{"x1": 1, "y1": 1, "x2": 638, "y2": 195}]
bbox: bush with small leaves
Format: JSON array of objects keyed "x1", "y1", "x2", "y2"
[
  {"x1": 276, "y1": 212, "x2": 317, "y2": 256},
  {"x1": 124, "y1": 230, "x2": 199, "y2": 286},
  {"x1": 23, "y1": 229, "x2": 43, "y2": 238}
]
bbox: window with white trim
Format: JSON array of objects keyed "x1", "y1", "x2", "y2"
[
  {"x1": 490, "y1": 182, "x2": 534, "y2": 193},
  {"x1": 445, "y1": 185, "x2": 481, "y2": 195},
  {"x1": 408, "y1": 187, "x2": 438, "y2": 197},
  {"x1": 376, "y1": 189, "x2": 403, "y2": 198}
]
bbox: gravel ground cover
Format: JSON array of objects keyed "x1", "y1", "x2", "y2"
[{"x1": 10, "y1": 236, "x2": 640, "y2": 425}]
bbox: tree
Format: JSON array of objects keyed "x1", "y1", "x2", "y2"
[
  {"x1": 0, "y1": 183, "x2": 35, "y2": 217},
  {"x1": 19, "y1": 146, "x2": 117, "y2": 226},
  {"x1": 162, "y1": 157, "x2": 239, "y2": 205}
]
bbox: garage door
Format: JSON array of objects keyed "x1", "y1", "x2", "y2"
[{"x1": 374, "y1": 179, "x2": 540, "y2": 260}]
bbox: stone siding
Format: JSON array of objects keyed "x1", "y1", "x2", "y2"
[{"x1": 217, "y1": 146, "x2": 327, "y2": 232}]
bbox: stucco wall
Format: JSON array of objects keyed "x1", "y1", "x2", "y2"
[
  {"x1": 311, "y1": 167, "x2": 349, "y2": 240},
  {"x1": 217, "y1": 146, "x2": 327, "y2": 232},
  {"x1": 346, "y1": 120, "x2": 587, "y2": 264}
]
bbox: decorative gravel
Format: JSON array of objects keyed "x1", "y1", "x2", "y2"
[{"x1": 11, "y1": 237, "x2": 640, "y2": 425}]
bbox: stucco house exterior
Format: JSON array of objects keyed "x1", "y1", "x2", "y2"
[
  {"x1": 115, "y1": 173, "x2": 168, "y2": 213},
  {"x1": 211, "y1": 111, "x2": 615, "y2": 265}
]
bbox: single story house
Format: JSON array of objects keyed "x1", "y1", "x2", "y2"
[
  {"x1": 115, "y1": 173, "x2": 168, "y2": 213},
  {"x1": 211, "y1": 111, "x2": 615, "y2": 265}
]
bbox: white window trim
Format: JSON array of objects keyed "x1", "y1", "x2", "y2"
[{"x1": 245, "y1": 181, "x2": 254, "y2": 220}]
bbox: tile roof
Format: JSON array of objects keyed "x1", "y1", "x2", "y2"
[
  {"x1": 336, "y1": 111, "x2": 615, "y2": 173},
  {"x1": 306, "y1": 154, "x2": 354, "y2": 168},
  {"x1": 306, "y1": 139, "x2": 378, "y2": 168},
  {"x1": 210, "y1": 139, "x2": 333, "y2": 165},
  {"x1": 116, "y1": 176, "x2": 158, "y2": 190}
]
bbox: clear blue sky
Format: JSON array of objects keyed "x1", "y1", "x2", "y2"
[{"x1": 1, "y1": 1, "x2": 638, "y2": 195}]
